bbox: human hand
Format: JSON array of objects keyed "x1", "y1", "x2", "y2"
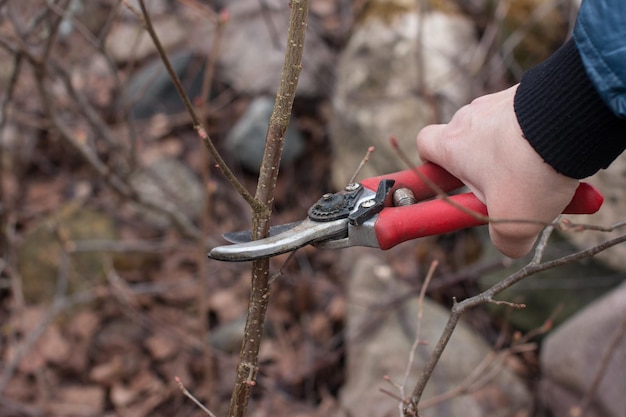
[{"x1": 416, "y1": 85, "x2": 579, "y2": 258}]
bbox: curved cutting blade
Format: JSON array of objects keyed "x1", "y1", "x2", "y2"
[
  {"x1": 208, "y1": 218, "x2": 347, "y2": 262},
  {"x1": 222, "y1": 221, "x2": 303, "y2": 244}
]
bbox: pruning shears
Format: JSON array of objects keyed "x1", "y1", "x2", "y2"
[{"x1": 208, "y1": 163, "x2": 604, "y2": 262}]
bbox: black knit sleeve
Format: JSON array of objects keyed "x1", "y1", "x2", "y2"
[{"x1": 513, "y1": 38, "x2": 626, "y2": 179}]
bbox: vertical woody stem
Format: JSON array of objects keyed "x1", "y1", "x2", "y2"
[{"x1": 227, "y1": 2, "x2": 310, "y2": 417}]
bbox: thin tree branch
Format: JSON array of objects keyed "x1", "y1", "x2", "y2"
[
  {"x1": 136, "y1": 0, "x2": 260, "y2": 211},
  {"x1": 405, "y1": 231, "x2": 626, "y2": 415},
  {"x1": 228, "y1": 2, "x2": 310, "y2": 417}
]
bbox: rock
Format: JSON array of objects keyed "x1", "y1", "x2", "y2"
[
  {"x1": 192, "y1": 0, "x2": 336, "y2": 98},
  {"x1": 208, "y1": 315, "x2": 247, "y2": 354},
  {"x1": 17, "y1": 204, "x2": 117, "y2": 304},
  {"x1": 329, "y1": 4, "x2": 480, "y2": 188},
  {"x1": 340, "y1": 254, "x2": 532, "y2": 417},
  {"x1": 562, "y1": 153, "x2": 626, "y2": 272},
  {"x1": 121, "y1": 51, "x2": 205, "y2": 120},
  {"x1": 225, "y1": 96, "x2": 305, "y2": 172},
  {"x1": 478, "y1": 231, "x2": 623, "y2": 332},
  {"x1": 106, "y1": 16, "x2": 187, "y2": 63},
  {"x1": 128, "y1": 157, "x2": 204, "y2": 229},
  {"x1": 539, "y1": 281, "x2": 626, "y2": 417}
]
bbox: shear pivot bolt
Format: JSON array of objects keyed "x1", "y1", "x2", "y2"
[
  {"x1": 361, "y1": 199, "x2": 376, "y2": 208},
  {"x1": 345, "y1": 183, "x2": 361, "y2": 192}
]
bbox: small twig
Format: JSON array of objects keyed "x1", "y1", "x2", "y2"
[
  {"x1": 41, "y1": 0, "x2": 69, "y2": 64},
  {"x1": 34, "y1": 82, "x2": 202, "y2": 238},
  {"x1": 177, "y1": 0, "x2": 219, "y2": 23},
  {"x1": 497, "y1": 0, "x2": 562, "y2": 78},
  {"x1": 259, "y1": 0, "x2": 283, "y2": 50},
  {"x1": 68, "y1": 238, "x2": 188, "y2": 253},
  {"x1": 176, "y1": 377, "x2": 218, "y2": 417},
  {"x1": 405, "y1": 231, "x2": 626, "y2": 415},
  {"x1": 419, "y1": 342, "x2": 536, "y2": 409},
  {"x1": 468, "y1": 0, "x2": 511, "y2": 75},
  {"x1": 532, "y1": 220, "x2": 555, "y2": 264},
  {"x1": 269, "y1": 250, "x2": 299, "y2": 284},
  {"x1": 191, "y1": 3, "x2": 228, "y2": 393},
  {"x1": 135, "y1": 0, "x2": 261, "y2": 212},
  {"x1": 348, "y1": 146, "x2": 375, "y2": 184},
  {"x1": 515, "y1": 302, "x2": 563, "y2": 345},
  {"x1": 488, "y1": 299, "x2": 526, "y2": 309},
  {"x1": 0, "y1": 243, "x2": 71, "y2": 392},
  {"x1": 380, "y1": 387, "x2": 408, "y2": 405},
  {"x1": 398, "y1": 260, "x2": 438, "y2": 414}
]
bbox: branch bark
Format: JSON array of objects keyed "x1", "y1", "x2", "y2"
[
  {"x1": 228, "y1": 2, "x2": 310, "y2": 416},
  {"x1": 405, "y1": 229, "x2": 626, "y2": 416}
]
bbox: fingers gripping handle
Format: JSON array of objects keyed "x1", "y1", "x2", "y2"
[{"x1": 373, "y1": 184, "x2": 604, "y2": 250}]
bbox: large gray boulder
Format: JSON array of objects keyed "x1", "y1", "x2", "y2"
[
  {"x1": 329, "y1": 5, "x2": 480, "y2": 188},
  {"x1": 539, "y1": 281, "x2": 626, "y2": 417},
  {"x1": 193, "y1": 0, "x2": 336, "y2": 98},
  {"x1": 340, "y1": 254, "x2": 532, "y2": 417},
  {"x1": 563, "y1": 152, "x2": 626, "y2": 271},
  {"x1": 224, "y1": 96, "x2": 305, "y2": 172}
]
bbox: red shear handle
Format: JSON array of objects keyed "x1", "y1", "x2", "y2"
[{"x1": 374, "y1": 184, "x2": 604, "y2": 250}]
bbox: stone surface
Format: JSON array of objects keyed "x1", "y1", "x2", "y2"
[
  {"x1": 106, "y1": 17, "x2": 187, "y2": 63},
  {"x1": 121, "y1": 51, "x2": 204, "y2": 120},
  {"x1": 193, "y1": 0, "x2": 336, "y2": 98},
  {"x1": 329, "y1": 5, "x2": 480, "y2": 188},
  {"x1": 129, "y1": 157, "x2": 204, "y2": 229},
  {"x1": 340, "y1": 254, "x2": 532, "y2": 417},
  {"x1": 225, "y1": 96, "x2": 305, "y2": 172},
  {"x1": 563, "y1": 153, "x2": 626, "y2": 272},
  {"x1": 539, "y1": 281, "x2": 626, "y2": 417},
  {"x1": 478, "y1": 231, "x2": 623, "y2": 332},
  {"x1": 17, "y1": 204, "x2": 117, "y2": 304}
]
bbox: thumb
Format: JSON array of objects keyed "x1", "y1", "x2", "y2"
[
  {"x1": 416, "y1": 124, "x2": 449, "y2": 166},
  {"x1": 488, "y1": 222, "x2": 541, "y2": 258}
]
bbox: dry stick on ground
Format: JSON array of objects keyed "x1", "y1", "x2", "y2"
[{"x1": 404, "y1": 227, "x2": 626, "y2": 416}]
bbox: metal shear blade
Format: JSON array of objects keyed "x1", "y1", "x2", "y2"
[
  {"x1": 222, "y1": 221, "x2": 303, "y2": 244},
  {"x1": 208, "y1": 218, "x2": 348, "y2": 262}
]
